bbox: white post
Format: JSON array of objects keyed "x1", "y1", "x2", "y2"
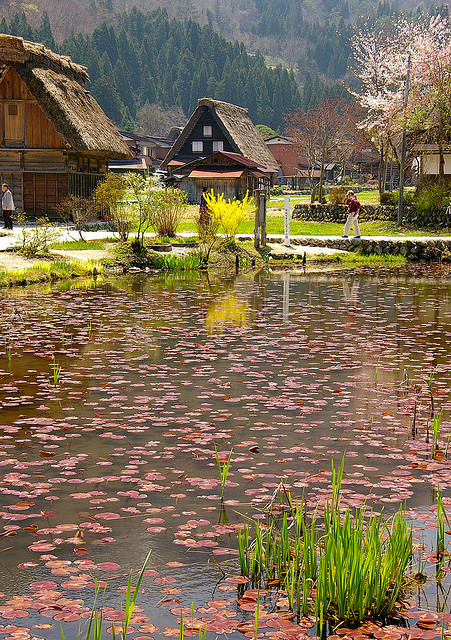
[{"x1": 284, "y1": 195, "x2": 290, "y2": 247}]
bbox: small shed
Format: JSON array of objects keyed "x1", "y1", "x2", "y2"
[{"x1": 0, "y1": 34, "x2": 131, "y2": 215}]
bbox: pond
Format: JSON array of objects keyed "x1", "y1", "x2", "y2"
[{"x1": 0, "y1": 266, "x2": 450, "y2": 640}]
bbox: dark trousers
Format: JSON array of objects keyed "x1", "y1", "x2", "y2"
[{"x1": 2, "y1": 210, "x2": 13, "y2": 229}]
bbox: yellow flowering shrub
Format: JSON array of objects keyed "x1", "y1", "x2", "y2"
[{"x1": 204, "y1": 190, "x2": 256, "y2": 240}]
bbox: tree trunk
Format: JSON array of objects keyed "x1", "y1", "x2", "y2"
[
  {"x1": 378, "y1": 141, "x2": 385, "y2": 195},
  {"x1": 383, "y1": 151, "x2": 389, "y2": 193},
  {"x1": 310, "y1": 182, "x2": 317, "y2": 204},
  {"x1": 318, "y1": 153, "x2": 326, "y2": 203},
  {"x1": 438, "y1": 141, "x2": 445, "y2": 178}
]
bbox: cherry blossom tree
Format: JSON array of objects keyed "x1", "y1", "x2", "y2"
[{"x1": 349, "y1": 15, "x2": 451, "y2": 192}]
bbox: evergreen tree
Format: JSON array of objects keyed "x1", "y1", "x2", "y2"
[{"x1": 37, "y1": 12, "x2": 55, "y2": 50}]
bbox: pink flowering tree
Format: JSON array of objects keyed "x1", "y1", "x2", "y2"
[{"x1": 350, "y1": 15, "x2": 451, "y2": 193}]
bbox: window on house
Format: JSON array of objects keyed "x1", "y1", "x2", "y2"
[
  {"x1": 203, "y1": 125, "x2": 212, "y2": 137},
  {"x1": 212, "y1": 141, "x2": 224, "y2": 152},
  {"x1": 4, "y1": 102, "x2": 24, "y2": 144},
  {"x1": 192, "y1": 141, "x2": 203, "y2": 152}
]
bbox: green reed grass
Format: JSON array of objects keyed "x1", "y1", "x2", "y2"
[
  {"x1": 4, "y1": 334, "x2": 12, "y2": 364},
  {"x1": 178, "y1": 608, "x2": 207, "y2": 640},
  {"x1": 436, "y1": 489, "x2": 450, "y2": 569},
  {"x1": 51, "y1": 355, "x2": 62, "y2": 385},
  {"x1": 253, "y1": 590, "x2": 260, "y2": 640},
  {"x1": 215, "y1": 446, "x2": 233, "y2": 500},
  {"x1": 237, "y1": 459, "x2": 412, "y2": 631},
  {"x1": 61, "y1": 550, "x2": 151, "y2": 640},
  {"x1": 153, "y1": 254, "x2": 203, "y2": 270},
  {"x1": 431, "y1": 410, "x2": 443, "y2": 458},
  {"x1": 374, "y1": 357, "x2": 381, "y2": 385}
]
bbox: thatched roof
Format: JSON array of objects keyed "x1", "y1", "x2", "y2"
[
  {"x1": 162, "y1": 98, "x2": 279, "y2": 172},
  {"x1": 0, "y1": 34, "x2": 131, "y2": 159}
]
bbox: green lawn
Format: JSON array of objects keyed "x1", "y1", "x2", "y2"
[
  {"x1": 177, "y1": 216, "x2": 451, "y2": 237},
  {"x1": 50, "y1": 239, "x2": 114, "y2": 250},
  {"x1": 267, "y1": 189, "x2": 382, "y2": 208}
]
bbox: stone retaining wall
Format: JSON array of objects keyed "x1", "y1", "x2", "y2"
[
  {"x1": 268, "y1": 236, "x2": 451, "y2": 261},
  {"x1": 292, "y1": 204, "x2": 451, "y2": 227}
]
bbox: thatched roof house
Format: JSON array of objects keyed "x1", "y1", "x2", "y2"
[
  {"x1": 0, "y1": 34, "x2": 131, "y2": 215},
  {"x1": 161, "y1": 98, "x2": 279, "y2": 174}
]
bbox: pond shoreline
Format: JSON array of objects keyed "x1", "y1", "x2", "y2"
[{"x1": 1, "y1": 231, "x2": 451, "y2": 290}]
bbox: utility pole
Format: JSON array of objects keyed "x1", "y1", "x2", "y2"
[{"x1": 397, "y1": 54, "x2": 411, "y2": 226}]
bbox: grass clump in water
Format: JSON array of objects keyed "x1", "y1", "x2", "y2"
[
  {"x1": 152, "y1": 254, "x2": 203, "y2": 270},
  {"x1": 311, "y1": 252, "x2": 407, "y2": 266},
  {"x1": 237, "y1": 460, "x2": 412, "y2": 632}
]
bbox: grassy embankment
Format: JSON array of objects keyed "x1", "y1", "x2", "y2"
[{"x1": 0, "y1": 259, "x2": 103, "y2": 288}]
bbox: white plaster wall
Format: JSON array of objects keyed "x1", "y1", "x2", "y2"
[{"x1": 422, "y1": 153, "x2": 451, "y2": 174}]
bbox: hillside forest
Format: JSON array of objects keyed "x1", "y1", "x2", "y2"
[{"x1": 0, "y1": 0, "x2": 449, "y2": 134}]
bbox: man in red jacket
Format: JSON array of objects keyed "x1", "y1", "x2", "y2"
[{"x1": 343, "y1": 190, "x2": 361, "y2": 239}]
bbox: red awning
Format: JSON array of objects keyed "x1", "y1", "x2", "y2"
[{"x1": 188, "y1": 169, "x2": 244, "y2": 178}]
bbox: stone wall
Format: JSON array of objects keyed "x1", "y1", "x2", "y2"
[
  {"x1": 292, "y1": 203, "x2": 451, "y2": 226},
  {"x1": 268, "y1": 236, "x2": 451, "y2": 261}
]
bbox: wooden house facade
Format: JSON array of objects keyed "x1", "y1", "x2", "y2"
[
  {"x1": 0, "y1": 34, "x2": 131, "y2": 215},
  {"x1": 161, "y1": 98, "x2": 278, "y2": 202},
  {"x1": 170, "y1": 151, "x2": 271, "y2": 203}
]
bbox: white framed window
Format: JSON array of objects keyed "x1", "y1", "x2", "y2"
[
  {"x1": 212, "y1": 140, "x2": 224, "y2": 152},
  {"x1": 192, "y1": 141, "x2": 203, "y2": 152},
  {"x1": 203, "y1": 125, "x2": 213, "y2": 137}
]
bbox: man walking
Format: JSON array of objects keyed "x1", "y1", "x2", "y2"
[
  {"x1": 342, "y1": 190, "x2": 361, "y2": 239},
  {"x1": 1, "y1": 183, "x2": 14, "y2": 230}
]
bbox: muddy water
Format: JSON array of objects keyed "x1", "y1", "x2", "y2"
[{"x1": 0, "y1": 267, "x2": 450, "y2": 640}]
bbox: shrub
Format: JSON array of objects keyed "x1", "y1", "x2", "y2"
[
  {"x1": 57, "y1": 196, "x2": 98, "y2": 240},
  {"x1": 124, "y1": 173, "x2": 161, "y2": 247},
  {"x1": 195, "y1": 215, "x2": 220, "y2": 266},
  {"x1": 94, "y1": 173, "x2": 129, "y2": 241},
  {"x1": 204, "y1": 190, "x2": 256, "y2": 241},
  {"x1": 380, "y1": 190, "x2": 416, "y2": 206},
  {"x1": 270, "y1": 185, "x2": 284, "y2": 196},
  {"x1": 152, "y1": 187, "x2": 187, "y2": 238},
  {"x1": 328, "y1": 185, "x2": 348, "y2": 204},
  {"x1": 416, "y1": 182, "x2": 451, "y2": 214},
  {"x1": 380, "y1": 191, "x2": 397, "y2": 205},
  {"x1": 15, "y1": 213, "x2": 62, "y2": 257}
]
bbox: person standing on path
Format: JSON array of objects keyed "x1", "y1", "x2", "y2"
[
  {"x1": 1, "y1": 184, "x2": 14, "y2": 230},
  {"x1": 343, "y1": 190, "x2": 361, "y2": 239},
  {"x1": 198, "y1": 186, "x2": 211, "y2": 233}
]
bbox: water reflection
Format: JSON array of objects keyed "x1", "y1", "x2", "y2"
[{"x1": 0, "y1": 267, "x2": 449, "y2": 638}]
